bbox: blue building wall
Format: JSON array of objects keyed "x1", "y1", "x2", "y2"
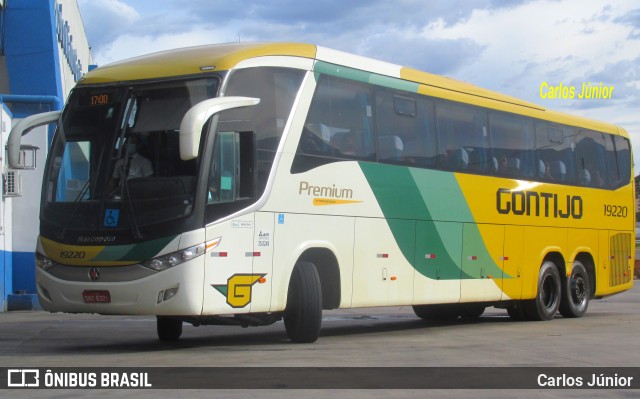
[
  {"x1": 12, "y1": 252, "x2": 36, "y2": 294},
  {"x1": 1, "y1": 250, "x2": 11, "y2": 310},
  {"x1": 2, "y1": 0, "x2": 64, "y2": 302},
  {"x1": 0, "y1": 99, "x2": 11, "y2": 311},
  {"x1": 4, "y1": 0, "x2": 63, "y2": 105}
]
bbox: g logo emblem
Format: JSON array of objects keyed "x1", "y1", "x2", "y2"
[{"x1": 212, "y1": 274, "x2": 266, "y2": 308}]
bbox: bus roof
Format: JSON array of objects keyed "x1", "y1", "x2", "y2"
[
  {"x1": 79, "y1": 42, "x2": 317, "y2": 84},
  {"x1": 79, "y1": 42, "x2": 625, "y2": 137}
]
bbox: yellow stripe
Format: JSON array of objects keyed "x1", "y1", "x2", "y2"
[
  {"x1": 80, "y1": 42, "x2": 317, "y2": 84},
  {"x1": 313, "y1": 198, "x2": 363, "y2": 206},
  {"x1": 39, "y1": 237, "x2": 133, "y2": 266},
  {"x1": 400, "y1": 66, "x2": 620, "y2": 134}
]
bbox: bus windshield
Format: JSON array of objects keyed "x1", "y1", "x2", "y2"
[
  {"x1": 41, "y1": 66, "x2": 307, "y2": 238},
  {"x1": 42, "y1": 77, "x2": 220, "y2": 233}
]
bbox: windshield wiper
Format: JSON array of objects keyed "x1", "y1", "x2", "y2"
[
  {"x1": 120, "y1": 173, "x2": 142, "y2": 240},
  {"x1": 114, "y1": 93, "x2": 143, "y2": 239}
]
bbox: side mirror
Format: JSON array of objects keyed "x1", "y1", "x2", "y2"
[
  {"x1": 7, "y1": 111, "x2": 61, "y2": 169},
  {"x1": 179, "y1": 96, "x2": 260, "y2": 160}
]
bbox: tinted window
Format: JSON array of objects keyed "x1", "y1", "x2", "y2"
[
  {"x1": 375, "y1": 91, "x2": 436, "y2": 166},
  {"x1": 292, "y1": 73, "x2": 630, "y2": 191},
  {"x1": 304, "y1": 75, "x2": 374, "y2": 160},
  {"x1": 293, "y1": 75, "x2": 374, "y2": 172},
  {"x1": 613, "y1": 136, "x2": 632, "y2": 188},
  {"x1": 575, "y1": 130, "x2": 608, "y2": 187},
  {"x1": 221, "y1": 67, "x2": 305, "y2": 197},
  {"x1": 490, "y1": 113, "x2": 535, "y2": 178},
  {"x1": 436, "y1": 102, "x2": 489, "y2": 172},
  {"x1": 535, "y1": 123, "x2": 577, "y2": 184}
]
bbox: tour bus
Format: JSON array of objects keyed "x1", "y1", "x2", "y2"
[{"x1": 9, "y1": 42, "x2": 634, "y2": 343}]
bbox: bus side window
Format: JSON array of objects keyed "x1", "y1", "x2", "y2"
[
  {"x1": 435, "y1": 102, "x2": 488, "y2": 172},
  {"x1": 224, "y1": 67, "x2": 305, "y2": 197},
  {"x1": 615, "y1": 136, "x2": 631, "y2": 186},
  {"x1": 608, "y1": 135, "x2": 631, "y2": 189},
  {"x1": 489, "y1": 112, "x2": 534, "y2": 179},
  {"x1": 375, "y1": 92, "x2": 412, "y2": 163},
  {"x1": 535, "y1": 123, "x2": 576, "y2": 184},
  {"x1": 575, "y1": 130, "x2": 607, "y2": 187},
  {"x1": 296, "y1": 75, "x2": 374, "y2": 162},
  {"x1": 374, "y1": 90, "x2": 437, "y2": 167}
]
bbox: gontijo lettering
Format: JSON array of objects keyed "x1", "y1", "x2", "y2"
[{"x1": 496, "y1": 188, "x2": 583, "y2": 219}]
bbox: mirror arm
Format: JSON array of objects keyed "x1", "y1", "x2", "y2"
[
  {"x1": 7, "y1": 110, "x2": 61, "y2": 169},
  {"x1": 179, "y1": 96, "x2": 260, "y2": 161}
]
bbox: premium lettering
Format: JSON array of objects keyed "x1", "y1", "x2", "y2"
[{"x1": 299, "y1": 181, "x2": 353, "y2": 199}]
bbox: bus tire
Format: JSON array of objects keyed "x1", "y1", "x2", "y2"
[
  {"x1": 157, "y1": 316, "x2": 182, "y2": 342},
  {"x1": 559, "y1": 260, "x2": 590, "y2": 318},
  {"x1": 284, "y1": 261, "x2": 322, "y2": 343},
  {"x1": 412, "y1": 304, "x2": 460, "y2": 321},
  {"x1": 522, "y1": 261, "x2": 561, "y2": 321}
]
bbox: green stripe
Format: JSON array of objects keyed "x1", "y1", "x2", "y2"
[
  {"x1": 314, "y1": 61, "x2": 419, "y2": 92},
  {"x1": 92, "y1": 244, "x2": 135, "y2": 261},
  {"x1": 92, "y1": 235, "x2": 178, "y2": 262},
  {"x1": 359, "y1": 162, "x2": 509, "y2": 280}
]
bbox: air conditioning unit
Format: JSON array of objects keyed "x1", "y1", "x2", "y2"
[{"x1": 4, "y1": 170, "x2": 22, "y2": 197}]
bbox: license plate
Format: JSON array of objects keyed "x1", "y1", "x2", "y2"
[{"x1": 82, "y1": 290, "x2": 111, "y2": 303}]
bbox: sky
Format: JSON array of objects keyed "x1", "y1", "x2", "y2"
[{"x1": 76, "y1": 0, "x2": 640, "y2": 163}]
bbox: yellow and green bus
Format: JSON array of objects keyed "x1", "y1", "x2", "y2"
[{"x1": 9, "y1": 42, "x2": 634, "y2": 343}]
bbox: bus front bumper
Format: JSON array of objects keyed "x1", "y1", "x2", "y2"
[{"x1": 35, "y1": 257, "x2": 205, "y2": 316}]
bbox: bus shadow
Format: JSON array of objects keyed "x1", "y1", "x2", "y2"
[{"x1": 44, "y1": 313, "x2": 519, "y2": 356}]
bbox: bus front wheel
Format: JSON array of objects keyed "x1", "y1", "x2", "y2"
[
  {"x1": 157, "y1": 316, "x2": 182, "y2": 342},
  {"x1": 559, "y1": 260, "x2": 590, "y2": 318},
  {"x1": 523, "y1": 260, "x2": 561, "y2": 321},
  {"x1": 284, "y1": 261, "x2": 323, "y2": 343}
]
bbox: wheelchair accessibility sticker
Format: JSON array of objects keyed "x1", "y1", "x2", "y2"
[{"x1": 104, "y1": 209, "x2": 120, "y2": 227}]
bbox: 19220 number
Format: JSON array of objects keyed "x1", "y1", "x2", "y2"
[
  {"x1": 60, "y1": 251, "x2": 86, "y2": 259},
  {"x1": 603, "y1": 204, "x2": 628, "y2": 218}
]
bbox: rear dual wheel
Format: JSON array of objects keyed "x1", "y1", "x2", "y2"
[
  {"x1": 522, "y1": 261, "x2": 561, "y2": 321},
  {"x1": 559, "y1": 261, "x2": 590, "y2": 318},
  {"x1": 514, "y1": 259, "x2": 589, "y2": 321}
]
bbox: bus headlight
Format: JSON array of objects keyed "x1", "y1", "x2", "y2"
[
  {"x1": 141, "y1": 243, "x2": 206, "y2": 271},
  {"x1": 36, "y1": 252, "x2": 55, "y2": 271}
]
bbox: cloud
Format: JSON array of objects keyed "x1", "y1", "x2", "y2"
[
  {"x1": 96, "y1": 28, "x2": 239, "y2": 66},
  {"x1": 82, "y1": 0, "x2": 529, "y2": 66},
  {"x1": 614, "y1": 8, "x2": 640, "y2": 39},
  {"x1": 76, "y1": 0, "x2": 640, "y2": 166},
  {"x1": 77, "y1": 0, "x2": 140, "y2": 51},
  {"x1": 359, "y1": 31, "x2": 486, "y2": 74},
  {"x1": 566, "y1": 56, "x2": 640, "y2": 110}
]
